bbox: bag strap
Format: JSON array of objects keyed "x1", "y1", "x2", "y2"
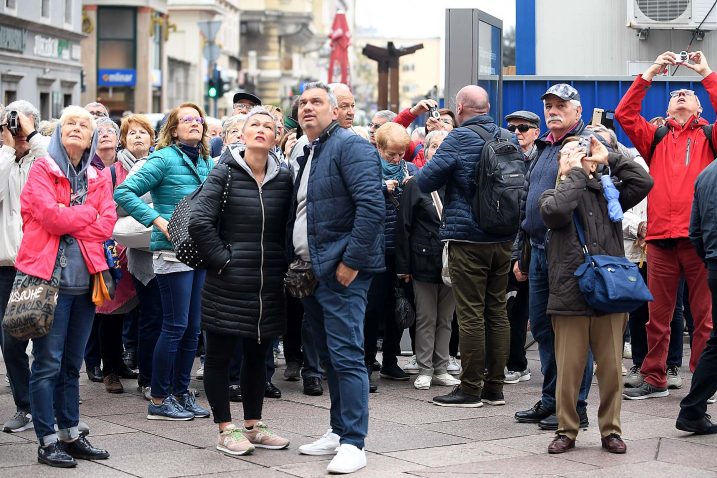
[
  {"x1": 430, "y1": 190, "x2": 443, "y2": 219},
  {"x1": 464, "y1": 123, "x2": 494, "y2": 144},
  {"x1": 702, "y1": 124, "x2": 717, "y2": 159},
  {"x1": 109, "y1": 164, "x2": 117, "y2": 190},
  {"x1": 572, "y1": 213, "x2": 590, "y2": 258},
  {"x1": 649, "y1": 125, "x2": 669, "y2": 159}
]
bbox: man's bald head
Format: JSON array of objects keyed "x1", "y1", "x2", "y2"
[
  {"x1": 329, "y1": 83, "x2": 355, "y2": 128},
  {"x1": 455, "y1": 85, "x2": 490, "y2": 125}
]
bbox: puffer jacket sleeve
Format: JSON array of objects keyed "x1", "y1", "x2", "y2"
[
  {"x1": 188, "y1": 164, "x2": 232, "y2": 272},
  {"x1": 539, "y1": 167, "x2": 589, "y2": 230},
  {"x1": 338, "y1": 136, "x2": 386, "y2": 271},
  {"x1": 607, "y1": 152, "x2": 654, "y2": 212},
  {"x1": 415, "y1": 130, "x2": 459, "y2": 194},
  {"x1": 70, "y1": 171, "x2": 118, "y2": 242},
  {"x1": 395, "y1": 179, "x2": 419, "y2": 275},
  {"x1": 20, "y1": 159, "x2": 99, "y2": 236},
  {"x1": 114, "y1": 152, "x2": 166, "y2": 227}
]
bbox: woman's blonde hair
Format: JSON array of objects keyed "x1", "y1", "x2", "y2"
[
  {"x1": 156, "y1": 102, "x2": 209, "y2": 155},
  {"x1": 59, "y1": 105, "x2": 96, "y2": 131},
  {"x1": 120, "y1": 114, "x2": 155, "y2": 149},
  {"x1": 375, "y1": 122, "x2": 410, "y2": 151}
]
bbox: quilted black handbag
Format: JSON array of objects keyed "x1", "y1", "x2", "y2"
[
  {"x1": 168, "y1": 166, "x2": 232, "y2": 268},
  {"x1": 394, "y1": 284, "x2": 416, "y2": 329}
]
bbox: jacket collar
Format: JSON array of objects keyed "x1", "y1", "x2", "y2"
[
  {"x1": 228, "y1": 146, "x2": 281, "y2": 185},
  {"x1": 167, "y1": 144, "x2": 208, "y2": 179}
]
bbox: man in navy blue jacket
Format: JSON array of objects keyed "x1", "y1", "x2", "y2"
[
  {"x1": 290, "y1": 82, "x2": 385, "y2": 474},
  {"x1": 415, "y1": 85, "x2": 513, "y2": 408}
]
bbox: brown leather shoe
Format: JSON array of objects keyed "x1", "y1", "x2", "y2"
[
  {"x1": 103, "y1": 373, "x2": 124, "y2": 394},
  {"x1": 601, "y1": 433, "x2": 627, "y2": 454},
  {"x1": 548, "y1": 434, "x2": 575, "y2": 454}
]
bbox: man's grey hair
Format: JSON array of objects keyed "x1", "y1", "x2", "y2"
[
  {"x1": 424, "y1": 130, "x2": 448, "y2": 149},
  {"x1": 38, "y1": 119, "x2": 58, "y2": 136},
  {"x1": 222, "y1": 114, "x2": 247, "y2": 138},
  {"x1": 587, "y1": 124, "x2": 618, "y2": 150},
  {"x1": 84, "y1": 101, "x2": 108, "y2": 114},
  {"x1": 6, "y1": 100, "x2": 40, "y2": 129},
  {"x1": 373, "y1": 110, "x2": 397, "y2": 122},
  {"x1": 96, "y1": 116, "x2": 120, "y2": 136},
  {"x1": 303, "y1": 81, "x2": 338, "y2": 108}
]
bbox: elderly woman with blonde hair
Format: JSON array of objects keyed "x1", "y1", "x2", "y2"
[{"x1": 16, "y1": 105, "x2": 116, "y2": 467}]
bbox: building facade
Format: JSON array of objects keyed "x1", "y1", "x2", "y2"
[
  {"x1": 81, "y1": 0, "x2": 169, "y2": 115},
  {"x1": 0, "y1": 0, "x2": 84, "y2": 118}
]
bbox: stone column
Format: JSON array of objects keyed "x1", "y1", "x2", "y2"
[
  {"x1": 135, "y1": 7, "x2": 152, "y2": 113},
  {"x1": 80, "y1": 5, "x2": 98, "y2": 105},
  {"x1": 255, "y1": 21, "x2": 281, "y2": 106}
]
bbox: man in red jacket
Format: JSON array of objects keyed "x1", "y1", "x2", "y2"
[{"x1": 615, "y1": 50, "x2": 716, "y2": 400}]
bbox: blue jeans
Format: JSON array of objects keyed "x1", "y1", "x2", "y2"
[
  {"x1": 30, "y1": 293, "x2": 95, "y2": 445},
  {"x1": 529, "y1": 247, "x2": 593, "y2": 412},
  {"x1": 133, "y1": 277, "x2": 163, "y2": 387},
  {"x1": 302, "y1": 272, "x2": 372, "y2": 449},
  {"x1": 0, "y1": 267, "x2": 31, "y2": 413},
  {"x1": 152, "y1": 269, "x2": 205, "y2": 399}
]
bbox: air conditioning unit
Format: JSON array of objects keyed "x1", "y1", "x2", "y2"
[{"x1": 627, "y1": 0, "x2": 717, "y2": 30}]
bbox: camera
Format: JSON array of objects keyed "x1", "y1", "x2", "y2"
[
  {"x1": 0, "y1": 110, "x2": 19, "y2": 136},
  {"x1": 578, "y1": 136, "x2": 592, "y2": 156},
  {"x1": 428, "y1": 106, "x2": 440, "y2": 120},
  {"x1": 676, "y1": 50, "x2": 689, "y2": 64}
]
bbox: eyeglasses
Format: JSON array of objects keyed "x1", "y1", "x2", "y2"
[
  {"x1": 89, "y1": 111, "x2": 107, "y2": 118},
  {"x1": 669, "y1": 89, "x2": 696, "y2": 98},
  {"x1": 179, "y1": 115, "x2": 204, "y2": 124},
  {"x1": 507, "y1": 124, "x2": 537, "y2": 133},
  {"x1": 233, "y1": 103, "x2": 254, "y2": 112},
  {"x1": 368, "y1": 122, "x2": 384, "y2": 130},
  {"x1": 97, "y1": 128, "x2": 116, "y2": 136}
]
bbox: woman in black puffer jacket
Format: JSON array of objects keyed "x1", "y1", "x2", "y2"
[
  {"x1": 189, "y1": 107, "x2": 293, "y2": 456},
  {"x1": 539, "y1": 136, "x2": 652, "y2": 456}
]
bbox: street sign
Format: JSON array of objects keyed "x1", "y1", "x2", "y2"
[
  {"x1": 197, "y1": 20, "x2": 222, "y2": 42},
  {"x1": 202, "y1": 42, "x2": 220, "y2": 63}
]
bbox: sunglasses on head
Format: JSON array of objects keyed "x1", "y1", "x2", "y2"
[
  {"x1": 669, "y1": 89, "x2": 696, "y2": 98},
  {"x1": 507, "y1": 124, "x2": 537, "y2": 133}
]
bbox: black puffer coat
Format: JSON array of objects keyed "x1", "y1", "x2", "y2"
[
  {"x1": 539, "y1": 152, "x2": 653, "y2": 316},
  {"x1": 189, "y1": 147, "x2": 293, "y2": 341}
]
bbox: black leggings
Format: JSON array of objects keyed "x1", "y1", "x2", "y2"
[
  {"x1": 98, "y1": 313, "x2": 126, "y2": 376},
  {"x1": 204, "y1": 330, "x2": 270, "y2": 424}
]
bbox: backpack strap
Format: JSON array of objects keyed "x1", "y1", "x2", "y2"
[
  {"x1": 702, "y1": 124, "x2": 717, "y2": 159},
  {"x1": 650, "y1": 123, "x2": 717, "y2": 159},
  {"x1": 109, "y1": 164, "x2": 117, "y2": 190},
  {"x1": 465, "y1": 123, "x2": 495, "y2": 144}
]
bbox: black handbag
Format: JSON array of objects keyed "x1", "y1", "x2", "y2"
[
  {"x1": 284, "y1": 258, "x2": 318, "y2": 298},
  {"x1": 394, "y1": 284, "x2": 416, "y2": 329},
  {"x1": 168, "y1": 166, "x2": 232, "y2": 268}
]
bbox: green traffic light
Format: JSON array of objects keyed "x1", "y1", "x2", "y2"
[{"x1": 208, "y1": 87, "x2": 217, "y2": 98}]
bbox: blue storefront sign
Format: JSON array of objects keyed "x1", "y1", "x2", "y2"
[{"x1": 98, "y1": 69, "x2": 136, "y2": 87}]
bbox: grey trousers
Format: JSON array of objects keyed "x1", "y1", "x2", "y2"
[{"x1": 413, "y1": 280, "x2": 456, "y2": 376}]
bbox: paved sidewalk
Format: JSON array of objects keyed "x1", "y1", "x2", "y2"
[{"x1": 0, "y1": 344, "x2": 714, "y2": 477}]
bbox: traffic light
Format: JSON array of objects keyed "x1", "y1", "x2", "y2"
[
  {"x1": 215, "y1": 76, "x2": 224, "y2": 97},
  {"x1": 207, "y1": 78, "x2": 218, "y2": 98}
]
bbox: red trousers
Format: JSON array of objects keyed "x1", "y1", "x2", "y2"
[{"x1": 643, "y1": 240, "x2": 713, "y2": 388}]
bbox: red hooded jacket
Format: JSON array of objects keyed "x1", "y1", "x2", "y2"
[{"x1": 614, "y1": 73, "x2": 717, "y2": 241}]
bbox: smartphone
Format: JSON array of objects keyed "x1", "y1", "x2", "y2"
[{"x1": 591, "y1": 108, "x2": 604, "y2": 127}]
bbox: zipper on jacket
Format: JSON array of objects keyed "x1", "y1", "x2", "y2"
[
  {"x1": 686, "y1": 138, "x2": 692, "y2": 166},
  {"x1": 257, "y1": 186, "x2": 265, "y2": 344}
]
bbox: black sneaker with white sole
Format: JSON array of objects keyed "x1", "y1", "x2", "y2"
[
  {"x1": 433, "y1": 385, "x2": 483, "y2": 408},
  {"x1": 481, "y1": 390, "x2": 505, "y2": 406}
]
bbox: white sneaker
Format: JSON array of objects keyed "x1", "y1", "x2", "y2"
[
  {"x1": 708, "y1": 393, "x2": 716, "y2": 404},
  {"x1": 623, "y1": 342, "x2": 632, "y2": 359},
  {"x1": 432, "y1": 373, "x2": 461, "y2": 386},
  {"x1": 622, "y1": 364, "x2": 627, "y2": 376},
  {"x1": 326, "y1": 444, "x2": 367, "y2": 474},
  {"x1": 402, "y1": 356, "x2": 420, "y2": 375},
  {"x1": 298, "y1": 428, "x2": 340, "y2": 456},
  {"x1": 414, "y1": 375, "x2": 432, "y2": 390},
  {"x1": 447, "y1": 356, "x2": 461, "y2": 375},
  {"x1": 196, "y1": 366, "x2": 204, "y2": 380}
]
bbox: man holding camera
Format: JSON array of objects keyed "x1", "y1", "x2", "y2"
[
  {"x1": 616, "y1": 50, "x2": 717, "y2": 400},
  {"x1": 0, "y1": 101, "x2": 47, "y2": 433}
]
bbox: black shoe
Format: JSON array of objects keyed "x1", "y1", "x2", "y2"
[
  {"x1": 86, "y1": 366, "x2": 103, "y2": 383},
  {"x1": 433, "y1": 385, "x2": 483, "y2": 408},
  {"x1": 284, "y1": 362, "x2": 301, "y2": 382},
  {"x1": 539, "y1": 410, "x2": 589, "y2": 430},
  {"x1": 63, "y1": 436, "x2": 109, "y2": 460},
  {"x1": 369, "y1": 373, "x2": 378, "y2": 393},
  {"x1": 228, "y1": 385, "x2": 242, "y2": 402},
  {"x1": 303, "y1": 377, "x2": 323, "y2": 396},
  {"x1": 379, "y1": 363, "x2": 410, "y2": 381},
  {"x1": 481, "y1": 390, "x2": 506, "y2": 406},
  {"x1": 515, "y1": 400, "x2": 554, "y2": 423},
  {"x1": 38, "y1": 441, "x2": 77, "y2": 468},
  {"x1": 371, "y1": 360, "x2": 381, "y2": 372},
  {"x1": 676, "y1": 414, "x2": 717, "y2": 435},
  {"x1": 122, "y1": 349, "x2": 137, "y2": 370},
  {"x1": 265, "y1": 381, "x2": 282, "y2": 399},
  {"x1": 118, "y1": 363, "x2": 139, "y2": 379}
]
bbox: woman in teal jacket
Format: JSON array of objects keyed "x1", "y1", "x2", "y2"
[{"x1": 115, "y1": 102, "x2": 213, "y2": 421}]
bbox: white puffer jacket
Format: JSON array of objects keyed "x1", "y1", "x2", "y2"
[{"x1": 0, "y1": 134, "x2": 49, "y2": 266}]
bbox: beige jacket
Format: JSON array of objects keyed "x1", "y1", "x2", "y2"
[
  {"x1": 0, "y1": 134, "x2": 48, "y2": 266},
  {"x1": 622, "y1": 155, "x2": 648, "y2": 264}
]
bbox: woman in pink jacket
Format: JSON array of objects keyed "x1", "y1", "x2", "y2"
[{"x1": 15, "y1": 105, "x2": 116, "y2": 468}]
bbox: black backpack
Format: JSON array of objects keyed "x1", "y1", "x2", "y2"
[
  {"x1": 649, "y1": 124, "x2": 717, "y2": 158},
  {"x1": 466, "y1": 124, "x2": 525, "y2": 236}
]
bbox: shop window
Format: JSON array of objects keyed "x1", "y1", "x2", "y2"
[
  {"x1": 40, "y1": 93, "x2": 50, "y2": 120},
  {"x1": 98, "y1": 7, "x2": 135, "y2": 69},
  {"x1": 4, "y1": 90, "x2": 16, "y2": 105},
  {"x1": 63, "y1": 94, "x2": 72, "y2": 108}
]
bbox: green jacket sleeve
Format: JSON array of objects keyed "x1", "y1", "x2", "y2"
[{"x1": 114, "y1": 153, "x2": 165, "y2": 227}]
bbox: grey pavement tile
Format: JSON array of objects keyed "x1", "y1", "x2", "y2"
[
  {"x1": 363, "y1": 418, "x2": 469, "y2": 453},
  {"x1": 493, "y1": 430, "x2": 598, "y2": 455},
  {"x1": 256, "y1": 415, "x2": 335, "y2": 439},
  {"x1": 195, "y1": 466, "x2": 299, "y2": 478},
  {"x1": 655, "y1": 437, "x2": 717, "y2": 468},
  {"x1": 680, "y1": 431, "x2": 717, "y2": 447},
  {"x1": 275, "y1": 452, "x2": 428, "y2": 478},
  {"x1": 620, "y1": 394, "x2": 688, "y2": 419},
  {"x1": 101, "y1": 412, "x2": 211, "y2": 434},
  {"x1": 407, "y1": 453, "x2": 597, "y2": 476},
  {"x1": 79, "y1": 394, "x2": 153, "y2": 417},
  {"x1": 558, "y1": 437, "x2": 659, "y2": 468},
  {"x1": 621, "y1": 416, "x2": 686, "y2": 441},
  {"x1": 78, "y1": 416, "x2": 137, "y2": 436},
  {"x1": 89, "y1": 431, "x2": 198, "y2": 458},
  {"x1": 102, "y1": 448, "x2": 256, "y2": 477},
  {"x1": 384, "y1": 441, "x2": 533, "y2": 467},
  {"x1": 563, "y1": 460, "x2": 717, "y2": 478},
  {"x1": 420, "y1": 415, "x2": 551, "y2": 441},
  {"x1": 0, "y1": 443, "x2": 41, "y2": 467},
  {"x1": 0, "y1": 462, "x2": 134, "y2": 477},
  {"x1": 367, "y1": 397, "x2": 508, "y2": 425},
  {"x1": 0, "y1": 430, "x2": 34, "y2": 445}
]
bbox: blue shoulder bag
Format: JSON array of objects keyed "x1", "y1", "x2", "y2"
[{"x1": 572, "y1": 214, "x2": 653, "y2": 313}]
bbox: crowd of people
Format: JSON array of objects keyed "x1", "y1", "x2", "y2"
[{"x1": 0, "y1": 49, "x2": 716, "y2": 474}]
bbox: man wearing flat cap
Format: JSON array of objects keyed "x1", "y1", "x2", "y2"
[
  {"x1": 210, "y1": 92, "x2": 264, "y2": 157},
  {"x1": 512, "y1": 84, "x2": 595, "y2": 440}
]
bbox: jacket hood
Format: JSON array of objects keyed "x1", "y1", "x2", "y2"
[
  {"x1": 47, "y1": 123, "x2": 96, "y2": 187},
  {"x1": 228, "y1": 145, "x2": 281, "y2": 184},
  {"x1": 667, "y1": 114, "x2": 709, "y2": 131}
]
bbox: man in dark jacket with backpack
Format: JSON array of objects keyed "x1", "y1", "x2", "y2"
[
  {"x1": 511, "y1": 84, "x2": 594, "y2": 431},
  {"x1": 616, "y1": 50, "x2": 717, "y2": 400},
  {"x1": 415, "y1": 85, "x2": 515, "y2": 408}
]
